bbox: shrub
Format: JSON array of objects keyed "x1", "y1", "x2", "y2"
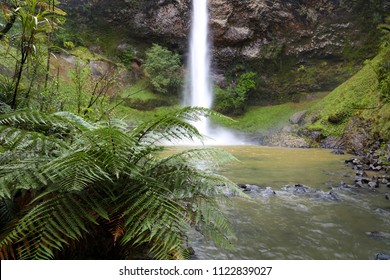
[
  {"x1": 214, "y1": 72, "x2": 256, "y2": 115},
  {"x1": 143, "y1": 44, "x2": 182, "y2": 95}
]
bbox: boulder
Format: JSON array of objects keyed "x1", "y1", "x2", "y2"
[
  {"x1": 289, "y1": 110, "x2": 307, "y2": 125},
  {"x1": 343, "y1": 117, "x2": 376, "y2": 155}
]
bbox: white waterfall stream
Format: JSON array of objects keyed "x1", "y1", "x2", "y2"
[{"x1": 184, "y1": 0, "x2": 245, "y2": 145}]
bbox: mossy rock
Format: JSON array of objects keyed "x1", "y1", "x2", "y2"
[{"x1": 327, "y1": 111, "x2": 347, "y2": 124}]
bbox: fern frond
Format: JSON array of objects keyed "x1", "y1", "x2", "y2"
[
  {"x1": 0, "y1": 191, "x2": 107, "y2": 259},
  {"x1": 0, "y1": 110, "x2": 92, "y2": 138},
  {"x1": 75, "y1": 126, "x2": 136, "y2": 178},
  {"x1": 0, "y1": 125, "x2": 68, "y2": 153},
  {"x1": 0, "y1": 108, "x2": 239, "y2": 259},
  {"x1": 131, "y1": 107, "x2": 221, "y2": 144},
  {"x1": 107, "y1": 214, "x2": 125, "y2": 246},
  {"x1": 43, "y1": 150, "x2": 111, "y2": 192},
  {"x1": 118, "y1": 177, "x2": 189, "y2": 259}
]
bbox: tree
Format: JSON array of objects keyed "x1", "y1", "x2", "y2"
[
  {"x1": 0, "y1": 107, "x2": 240, "y2": 259},
  {"x1": 143, "y1": 44, "x2": 182, "y2": 95},
  {"x1": 0, "y1": 0, "x2": 66, "y2": 109}
]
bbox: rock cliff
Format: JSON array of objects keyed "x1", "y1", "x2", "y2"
[
  {"x1": 61, "y1": 0, "x2": 388, "y2": 101},
  {"x1": 63, "y1": 0, "x2": 388, "y2": 63}
]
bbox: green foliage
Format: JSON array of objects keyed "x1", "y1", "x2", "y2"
[
  {"x1": 377, "y1": 16, "x2": 390, "y2": 103},
  {"x1": 63, "y1": 41, "x2": 75, "y2": 50},
  {"x1": 119, "y1": 45, "x2": 136, "y2": 69},
  {"x1": 143, "y1": 44, "x2": 182, "y2": 95},
  {"x1": 0, "y1": 107, "x2": 240, "y2": 260},
  {"x1": 377, "y1": 60, "x2": 390, "y2": 102},
  {"x1": 304, "y1": 45, "x2": 390, "y2": 140},
  {"x1": 214, "y1": 72, "x2": 256, "y2": 115},
  {"x1": 212, "y1": 102, "x2": 311, "y2": 134},
  {"x1": 0, "y1": 0, "x2": 66, "y2": 109}
]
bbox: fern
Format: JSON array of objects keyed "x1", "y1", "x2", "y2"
[{"x1": 0, "y1": 108, "x2": 241, "y2": 259}]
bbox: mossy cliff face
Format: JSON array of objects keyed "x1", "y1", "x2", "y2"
[
  {"x1": 60, "y1": 0, "x2": 388, "y2": 102},
  {"x1": 62, "y1": 0, "x2": 387, "y2": 62}
]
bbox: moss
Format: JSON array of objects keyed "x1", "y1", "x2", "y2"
[
  {"x1": 70, "y1": 46, "x2": 110, "y2": 62},
  {"x1": 250, "y1": 56, "x2": 360, "y2": 105},
  {"x1": 212, "y1": 100, "x2": 318, "y2": 134},
  {"x1": 304, "y1": 48, "x2": 390, "y2": 141},
  {"x1": 111, "y1": 104, "x2": 178, "y2": 126}
]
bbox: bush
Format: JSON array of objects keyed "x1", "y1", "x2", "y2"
[
  {"x1": 377, "y1": 60, "x2": 390, "y2": 102},
  {"x1": 143, "y1": 44, "x2": 182, "y2": 95},
  {"x1": 214, "y1": 72, "x2": 256, "y2": 115}
]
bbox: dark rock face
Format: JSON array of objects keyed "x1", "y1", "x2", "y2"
[{"x1": 62, "y1": 0, "x2": 388, "y2": 68}]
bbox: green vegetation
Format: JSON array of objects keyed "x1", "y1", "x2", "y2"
[
  {"x1": 0, "y1": 1, "x2": 242, "y2": 260},
  {"x1": 143, "y1": 44, "x2": 182, "y2": 95},
  {"x1": 213, "y1": 101, "x2": 314, "y2": 134},
  {"x1": 0, "y1": 108, "x2": 239, "y2": 260},
  {"x1": 304, "y1": 39, "x2": 390, "y2": 140},
  {"x1": 214, "y1": 71, "x2": 256, "y2": 116},
  {"x1": 0, "y1": 0, "x2": 66, "y2": 110}
]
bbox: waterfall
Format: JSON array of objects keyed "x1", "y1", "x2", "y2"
[
  {"x1": 184, "y1": 0, "x2": 245, "y2": 145},
  {"x1": 185, "y1": 0, "x2": 212, "y2": 136}
]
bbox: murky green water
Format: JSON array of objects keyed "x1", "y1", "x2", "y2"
[{"x1": 187, "y1": 146, "x2": 390, "y2": 260}]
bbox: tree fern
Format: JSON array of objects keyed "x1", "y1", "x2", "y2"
[{"x1": 0, "y1": 107, "x2": 241, "y2": 259}]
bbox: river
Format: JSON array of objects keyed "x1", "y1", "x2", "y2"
[{"x1": 187, "y1": 146, "x2": 390, "y2": 260}]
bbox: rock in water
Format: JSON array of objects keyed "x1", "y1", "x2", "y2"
[
  {"x1": 366, "y1": 231, "x2": 390, "y2": 239},
  {"x1": 375, "y1": 253, "x2": 390, "y2": 260}
]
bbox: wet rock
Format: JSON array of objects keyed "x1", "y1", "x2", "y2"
[
  {"x1": 282, "y1": 184, "x2": 338, "y2": 201},
  {"x1": 299, "y1": 129, "x2": 325, "y2": 143},
  {"x1": 368, "y1": 181, "x2": 379, "y2": 189},
  {"x1": 375, "y1": 253, "x2": 390, "y2": 260},
  {"x1": 334, "y1": 181, "x2": 360, "y2": 190},
  {"x1": 327, "y1": 191, "x2": 339, "y2": 201},
  {"x1": 379, "y1": 177, "x2": 389, "y2": 185},
  {"x1": 354, "y1": 181, "x2": 364, "y2": 188},
  {"x1": 356, "y1": 170, "x2": 367, "y2": 177},
  {"x1": 366, "y1": 231, "x2": 390, "y2": 239},
  {"x1": 238, "y1": 184, "x2": 276, "y2": 197},
  {"x1": 320, "y1": 136, "x2": 345, "y2": 150},
  {"x1": 283, "y1": 184, "x2": 311, "y2": 194}
]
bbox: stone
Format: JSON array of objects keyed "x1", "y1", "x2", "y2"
[
  {"x1": 368, "y1": 181, "x2": 379, "y2": 189},
  {"x1": 289, "y1": 111, "x2": 307, "y2": 125},
  {"x1": 343, "y1": 117, "x2": 376, "y2": 154},
  {"x1": 375, "y1": 253, "x2": 390, "y2": 260}
]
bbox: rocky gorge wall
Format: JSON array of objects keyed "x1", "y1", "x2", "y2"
[
  {"x1": 63, "y1": 0, "x2": 388, "y2": 63},
  {"x1": 61, "y1": 0, "x2": 388, "y2": 102}
]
